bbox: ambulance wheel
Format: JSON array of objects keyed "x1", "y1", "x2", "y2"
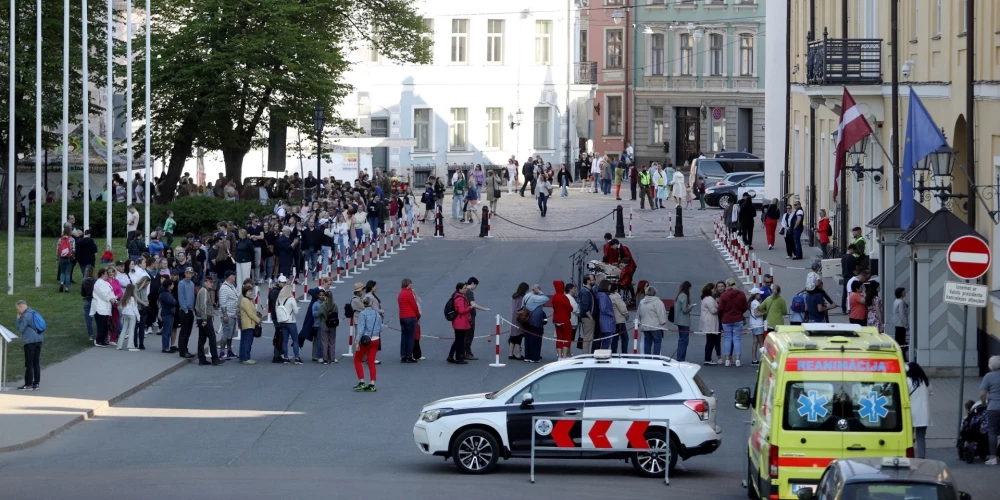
[
  {"x1": 631, "y1": 431, "x2": 678, "y2": 477},
  {"x1": 747, "y1": 457, "x2": 760, "y2": 499}
]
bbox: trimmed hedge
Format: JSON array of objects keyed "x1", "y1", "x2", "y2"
[{"x1": 42, "y1": 197, "x2": 275, "y2": 238}]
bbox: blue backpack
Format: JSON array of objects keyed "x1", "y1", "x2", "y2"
[
  {"x1": 790, "y1": 293, "x2": 807, "y2": 314},
  {"x1": 31, "y1": 311, "x2": 47, "y2": 333}
]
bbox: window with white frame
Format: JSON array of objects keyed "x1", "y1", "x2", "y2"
[
  {"x1": 606, "y1": 29, "x2": 623, "y2": 69},
  {"x1": 420, "y1": 19, "x2": 434, "y2": 64},
  {"x1": 533, "y1": 107, "x2": 551, "y2": 149},
  {"x1": 650, "y1": 34, "x2": 664, "y2": 75},
  {"x1": 606, "y1": 96, "x2": 622, "y2": 136},
  {"x1": 739, "y1": 34, "x2": 754, "y2": 75},
  {"x1": 580, "y1": 29, "x2": 588, "y2": 62},
  {"x1": 679, "y1": 34, "x2": 693, "y2": 75},
  {"x1": 650, "y1": 106, "x2": 666, "y2": 144},
  {"x1": 604, "y1": 0, "x2": 623, "y2": 5},
  {"x1": 710, "y1": 33, "x2": 724, "y2": 75},
  {"x1": 451, "y1": 19, "x2": 469, "y2": 63},
  {"x1": 535, "y1": 21, "x2": 553, "y2": 65},
  {"x1": 485, "y1": 108, "x2": 503, "y2": 149},
  {"x1": 449, "y1": 108, "x2": 468, "y2": 151},
  {"x1": 487, "y1": 19, "x2": 504, "y2": 64},
  {"x1": 413, "y1": 109, "x2": 431, "y2": 152}
]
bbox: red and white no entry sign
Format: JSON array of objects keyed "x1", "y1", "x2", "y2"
[{"x1": 946, "y1": 235, "x2": 991, "y2": 280}]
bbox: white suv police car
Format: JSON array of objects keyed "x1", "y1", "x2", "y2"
[{"x1": 413, "y1": 351, "x2": 722, "y2": 476}]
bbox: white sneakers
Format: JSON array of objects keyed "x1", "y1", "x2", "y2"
[
  {"x1": 735, "y1": 359, "x2": 741, "y2": 367},
  {"x1": 986, "y1": 458, "x2": 998, "y2": 465}
]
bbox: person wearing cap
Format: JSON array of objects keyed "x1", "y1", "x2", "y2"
[
  {"x1": 747, "y1": 288, "x2": 765, "y2": 365},
  {"x1": 350, "y1": 281, "x2": 365, "y2": 326},
  {"x1": 852, "y1": 226, "x2": 867, "y2": 262},
  {"x1": 717, "y1": 278, "x2": 748, "y2": 367},
  {"x1": 353, "y1": 296, "x2": 382, "y2": 392},
  {"x1": 195, "y1": 275, "x2": 223, "y2": 365},
  {"x1": 176, "y1": 267, "x2": 196, "y2": 358},
  {"x1": 218, "y1": 271, "x2": 241, "y2": 359}
]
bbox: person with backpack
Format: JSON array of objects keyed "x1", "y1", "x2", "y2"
[
  {"x1": 15, "y1": 300, "x2": 45, "y2": 391},
  {"x1": 354, "y1": 296, "x2": 382, "y2": 392},
  {"x1": 317, "y1": 290, "x2": 339, "y2": 364},
  {"x1": 445, "y1": 282, "x2": 473, "y2": 364},
  {"x1": 522, "y1": 284, "x2": 549, "y2": 363},
  {"x1": 789, "y1": 290, "x2": 807, "y2": 326},
  {"x1": 398, "y1": 278, "x2": 419, "y2": 363},
  {"x1": 757, "y1": 285, "x2": 787, "y2": 354}
]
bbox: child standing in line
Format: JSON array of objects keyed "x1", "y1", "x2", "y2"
[
  {"x1": 117, "y1": 284, "x2": 139, "y2": 351},
  {"x1": 163, "y1": 210, "x2": 177, "y2": 248},
  {"x1": 101, "y1": 245, "x2": 114, "y2": 264}
]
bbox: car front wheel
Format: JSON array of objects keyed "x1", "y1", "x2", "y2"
[
  {"x1": 719, "y1": 194, "x2": 736, "y2": 209},
  {"x1": 630, "y1": 431, "x2": 679, "y2": 477},
  {"x1": 451, "y1": 429, "x2": 500, "y2": 475}
]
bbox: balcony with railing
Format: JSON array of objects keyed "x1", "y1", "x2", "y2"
[
  {"x1": 806, "y1": 32, "x2": 882, "y2": 85},
  {"x1": 575, "y1": 62, "x2": 598, "y2": 85}
]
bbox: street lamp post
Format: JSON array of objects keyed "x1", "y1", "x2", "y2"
[{"x1": 314, "y1": 105, "x2": 325, "y2": 196}]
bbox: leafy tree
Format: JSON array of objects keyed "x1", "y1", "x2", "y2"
[
  {"x1": 135, "y1": 0, "x2": 431, "y2": 202},
  {"x1": 0, "y1": 0, "x2": 115, "y2": 170}
]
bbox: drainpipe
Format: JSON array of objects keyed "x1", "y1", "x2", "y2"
[
  {"x1": 624, "y1": 2, "x2": 631, "y2": 153},
  {"x1": 808, "y1": 0, "x2": 816, "y2": 248},
  {"x1": 782, "y1": 0, "x2": 792, "y2": 200},
  {"x1": 566, "y1": 0, "x2": 573, "y2": 166},
  {"x1": 891, "y1": 0, "x2": 900, "y2": 203},
  {"x1": 966, "y1": 0, "x2": 976, "y2": 231}
]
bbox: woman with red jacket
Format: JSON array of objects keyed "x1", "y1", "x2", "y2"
[
  {"x1": 398, "y1": 278, "x2": 420, "y2": 363},
  {"x1": 551, "y1": 280, "x2": 574, "y2": 360},
  {"x1": 447, "y1": 282, "x2": 473, "y2": 364},
  {"x1": 816, "y1": 209, "x2": 832, "y2": 258}
]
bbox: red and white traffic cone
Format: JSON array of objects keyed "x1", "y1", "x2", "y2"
[{"x1": 489, "y1": 314, "x2": 505, "y2": 367}]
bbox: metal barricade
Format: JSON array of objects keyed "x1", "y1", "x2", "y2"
[{"x1": 530, "y1": 416, "x2": 671, "y2": 485}]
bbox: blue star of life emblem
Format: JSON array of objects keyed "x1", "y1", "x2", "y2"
[
  {"x1": 797, "y1": 390, "x2": 829, "y2": 422},
  {"x1": 858, "y1": 391, "x2": 889, "y2": 423}
]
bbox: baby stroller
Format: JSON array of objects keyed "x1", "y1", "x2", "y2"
[{"x1": 958, "y1": 401, "x2": 989, "y2": 463}]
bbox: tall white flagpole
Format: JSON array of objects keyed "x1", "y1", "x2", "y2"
[
  {"x1": 125, "y1": 0, "x2": 132, "y2": 207},
  {"x1": 105, "y1": 0, "x2": 113, "y2": 247},
  {"x1": 8, "y1": 0, "x2": 16, "y2": 295},
  {"x1": 62, "y1": 0, "x2": 70, "y2": 228},
  {"x1": 82, "y1": 0, "x2": 90, "y2": 230},
  {"x1": 144, "y1": 0, "x2": 150, "y2": 240},
  {"x1": 35, "y1": 0, "x2": 43, "y2": 287}
]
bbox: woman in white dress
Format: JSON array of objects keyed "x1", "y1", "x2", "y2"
[{"x1": 671, "y1": 170, "x2": 687, "y2": 206}]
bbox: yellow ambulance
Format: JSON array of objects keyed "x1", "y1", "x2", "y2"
[{"x1": 734, "y1": 323, "x2": 913, "y2": 500}]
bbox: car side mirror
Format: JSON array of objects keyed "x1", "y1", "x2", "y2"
[
  {"x1": 796, "y1": 489, "x2": 816, "y2": 500},
  {"x1": 735, "y1": 387, "x2": 752, "y2": 410},
  {"x1": 520, "y1": 393, "x2": 534, "y2": 409},
  {"x1": 959, "y1": 493, "x2": 972, "y2": 500}
]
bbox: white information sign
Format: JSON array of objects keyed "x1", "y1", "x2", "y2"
[{"x1": 943, "y1": 282, "x2": 988, "y2": 308}]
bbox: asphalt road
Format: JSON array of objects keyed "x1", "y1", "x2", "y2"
[{"x1": 0, "y1": 238, "x2": 990, "y2": 499}]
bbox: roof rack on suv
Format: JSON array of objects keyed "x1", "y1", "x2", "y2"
[{"x1": 572, "y1": 350, "x2": 676, "y2": 364}]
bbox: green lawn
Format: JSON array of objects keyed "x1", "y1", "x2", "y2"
[{"x1": 1, "y1": 232, "x2": 127, "y2": 382}]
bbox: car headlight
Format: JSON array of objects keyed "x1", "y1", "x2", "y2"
[{"x1": 420, "y1": 408, "x2": 453, "y2": 422}]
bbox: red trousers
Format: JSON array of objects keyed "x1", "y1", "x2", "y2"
[
  {"x1": 555, "y1": 323, "x2": 574, "y2": 348},
  {"x1": 354, "y1": 338, "x2": 380, "y2": 381},
  {"x1": 616, "y1": 184, "x2": 621, "y2": 198},
  {"x1": 764, "y1": 218, "x2": 778, "y2": 246}
]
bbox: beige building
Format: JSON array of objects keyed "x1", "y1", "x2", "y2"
[{"x1": 785, "y1": 0, "x2": 1000, "y2": 359}]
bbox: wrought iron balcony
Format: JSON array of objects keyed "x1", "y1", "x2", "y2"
[
  {"x1": 575, "y1": 62, "x2": 598, "y2": 85},
  {"x1": 806, "y1": 35, "x2": 882, "y2": 85}
]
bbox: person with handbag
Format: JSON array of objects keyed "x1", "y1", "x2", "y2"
[
  {"x1": 353, "y1": 296, "x2": 382, "y2": 392},
  {"x1": 447, "y1": 282, "x2": 474, "y2": 364},
  {"x1": 485, "y1": 170, "x2": 502, "y2": 214},
  {"x1": 509, "y1": 283, "x2": 529, "y2": 360},
  {"x1": 238, "y1": 284, "x2": 261, "y2": 364}
]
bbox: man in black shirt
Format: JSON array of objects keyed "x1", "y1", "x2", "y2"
[
  {"x1": 75, "y1": 229, "x2": 98, "y2": 275},
  {"x1": 246, "y1": 216, "x2": 265, "y2": 281},
  {"x1": 520, "y1": 158, "x2": 536, "y2": 197}
]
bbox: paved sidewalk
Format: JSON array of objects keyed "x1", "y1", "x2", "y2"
[
  {"x1": 694, "y1": 209, "x2": 983, "y2": 448},
  {"x1": 0, "y1": 344, "x2": 189, "y2": 452}
]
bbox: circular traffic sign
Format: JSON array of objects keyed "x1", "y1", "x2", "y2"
[
  {"x1": 946, "y1": 235, "x2": 991, "y2": 280},
  {"x1": 712, "y1": 107, "x2": 723, "y2": 120}
]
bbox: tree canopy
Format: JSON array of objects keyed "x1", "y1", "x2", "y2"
[{"x1": 135, "y1": 0, "x2": 431, "y2": 201}]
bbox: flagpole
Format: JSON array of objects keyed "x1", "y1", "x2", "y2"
[
  {"x1": 106, "y1": 0, "x2": 113, "y2": 248},
  {"x1": 82, "y1": 0, "x2": 90, "y2": 231},
  {"x1": 144, "y1": 0, "x2": 150, "y2": 243},
  {"x1": 62, "y1": 0, "x2": 70, "y2": 229},
  {"x1": 7, "y1": 0, "x2": 15, "y2": 295},
  {"x1": 35, "y1": 0, "x2": 43, "y2": 288},
  {"x1": 867, "y1": 130, "x2": 896, "y2": 173},
  {"x1": 126, "y1": 0, "x2": 133, "y2": 207}
]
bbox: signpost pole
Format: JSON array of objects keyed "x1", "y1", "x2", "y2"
[{"x1": 957, "y1": 279, "x2": 971, "y2": 436}]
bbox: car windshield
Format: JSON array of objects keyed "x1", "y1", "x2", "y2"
[
  {"x1": 783, "y1": 381, "x2": 902, "y2": 432},
  {"x1": 842, "y1": 482, "x2": 952, "y2": 500},
  {"x1": 488, "y1": 366, "x2": 546, "y2": 400}
]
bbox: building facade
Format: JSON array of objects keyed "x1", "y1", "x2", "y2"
[
  {"x1": 633, "y1": 0, "x2": 766, "y2": 169},
  {"x1": 587, "y1": 1, "x2": 631, "y2": 162},
  {"x1": 783, "y1": 0, "x2": 1000, "y2": 365},
  {"x1": 336, "y1": 0, "x2": 596, "y2": 184}
]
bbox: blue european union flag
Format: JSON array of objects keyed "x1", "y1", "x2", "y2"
[{"x1": 901, "y1": 88, "x2": 947, "y2": 230}]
